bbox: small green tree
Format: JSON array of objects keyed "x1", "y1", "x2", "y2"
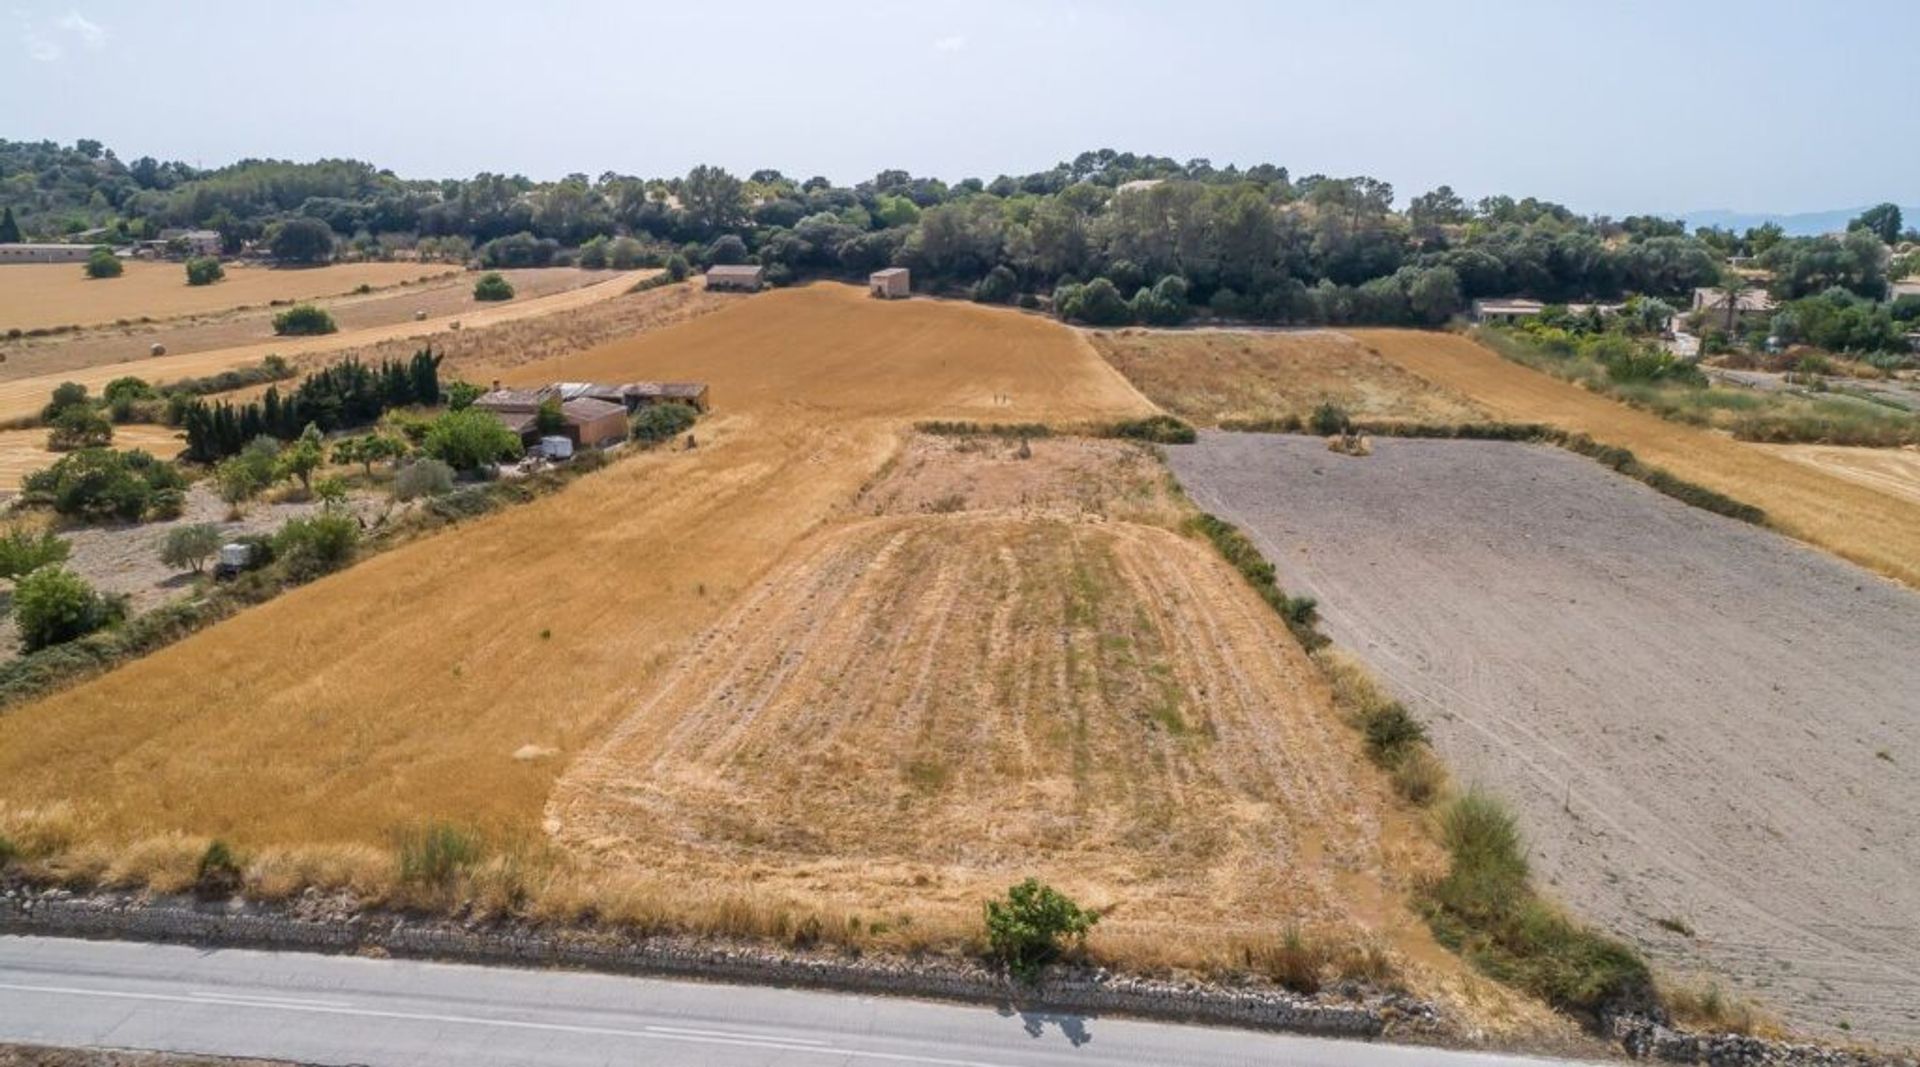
[
  {"x1": 275, "y1": 423, "x2": 327, "y2": 494},
  {"x1": 273, "y1": 512, "x2": 360, "y2": 580},
  {"x1": 0, "y1": 206, "x2": 21, "y2": 244},
  {"x1": 423, "y1": 408, "x2": 522, "y2": 471},
  {"x1": 0, "y1": 527, "x2": 70, "y2": 579},
  {"x1": 83, "y1": 246, "x2": 122, "y2": 279},
  {"x1": 41, "y1": 381, "x2": 90, "y2": 422},
  {"x1": 984, "y1": 878, "x2": 1098, "y2": 979},
  {"x1": 443, "y1": 380, "x2": 484, "y2": 411},
  {"x1": 12, "y1": 566, "x2": 124, "y2": 651},
  {"x1": 313, "y1": 475, "x2": 349, "y2": 509},
  {"x1": 185, "y1": 256, "x2": 225, "y2": 286},
  {"x1": 630, "y1": 401, "x2": 697, "y2": 445},
  {"x1": 333, "y1": 433, "x2": 405, "y2": 475},
  {"x1": 47, "y1": 405, "x2": 112, "y2": 451},
  {"x1": 272, "y1": 304, "x2": 337, "y2": 336},
  {"x1": 535, "y1": 396, "x2": 565, "y2": 435},
  {"x1": 159, "y1": 523, "x2": 223, "y2": 574},
  {"x1": 393, "y1": 457, "x2": 455, "y2": 501},
  {"x1": 473, "y1": 272, "x2": 515, "y2": 301},
  {"x1": 973, "y1": 265, "x2": 1017, "y2": 304},
  {"x1": 664, "y1": 253, "x2": 690, "y2": 281}
]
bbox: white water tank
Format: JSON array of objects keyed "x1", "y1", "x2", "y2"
[{"x1": 540, "y1": 436, "x2": 573, "y2": 460}]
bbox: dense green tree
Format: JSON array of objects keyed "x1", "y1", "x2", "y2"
[
  {"x1": 423, "y1": 408, "x2": 521, "y2": 471},
  {"x1": 159, "y1": 523, "x2": 222, "y2": 574},
  {"x1": 269, "y1": 217, "x2": 336, "y2": 264},
  {"x1": 185, "y1": 256, "x2": 224, "y2": 285},
  {"x1": 1850, "y1": 203, "x2": 1903, "y2": 245},
  {"x1": 472, "y1": 271, "x2": 515, "y2": 301},
  {"x1": 0, "y1": 205, "x2": 20, "y2": 243},
  {"x1": 83, "y1": 246, "x2": 122, "y2": 279},
  {"x1": 12, "y1": 566, "x2": 124, "y2": 652}
]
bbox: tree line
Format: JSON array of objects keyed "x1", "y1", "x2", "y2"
[{"x1": 183, "y1": 350, "x2": 441, "y2": 462}]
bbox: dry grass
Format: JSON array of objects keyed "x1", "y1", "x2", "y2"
[
  {"x1": 1756, "y1": 443, "x2": 1920, "y2": 507},
  {"x1": 0, "y1": 284, "x2": 1151, "y2": 849},
  {"x1": 0, "y1": 423, "x2": 184, "y2": 490},
  {"x1": 1352, "y1": 329, "x2": 1920, "y2": 588},
  {"x1": 1661, "y1": 981, "x2": 1781, "y2": 1038},
  {"x1": 1089, "y1": 328, "x2": 1489, "y2": 428},
  {"x1": 0, "y1": 261, "x2": 453, "y2": 332}
]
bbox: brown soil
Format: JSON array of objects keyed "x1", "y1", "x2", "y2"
[
  {"x1": 0, "y1": 261, "x2": 454, "y2": 332},
  {"x1": 0, "y1": 1045, "x2": 297, "y2": 1067},
  {"x1": 1169, "y1": 431, "x2": 1920, "y2": 1046},
  {"x1": 0, "y1": 268, "x2": 599, "y2": 382},
  {"x1": 1089, "y1": 328, "x2": 1488, "y2": 427},
  {"x1": 1351, "y1": 329, "x2": 1920, "y2": 587}
]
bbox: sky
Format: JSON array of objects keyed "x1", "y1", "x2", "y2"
[{"x1": 2, "y1": 0, "x2": 1916, "y2": 218}]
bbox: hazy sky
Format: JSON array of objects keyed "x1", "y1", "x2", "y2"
[{"x1": 3, "y1": 0, "x2": 1915, "y2": 216}]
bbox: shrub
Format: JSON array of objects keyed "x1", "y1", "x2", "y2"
[
  {"x1": 46, "y1": 405, "x2": 112, "y2": 451},
  {"x1": 273, "y1": 512, "x2": 360, "y2": 581},
  {"x1": 394, "y1": 457, "x2": 455, "y2": 501},
  {"x1": 973, "y1": 265, "x2": 1018, "y2": 304},
  {"x1": 1187, "y1": 512, "x2": 1326, "y2": 650},
  {"x1": 160, "y1": 523, "x2": 223, "y2": 574},
  {"x1": 443, "y1": 380, "x2": 484, "y2": 411},
  {"x1": 272, "y1": 304, "x2": 337, "y2": 336},
  {"x1": 270, "y1": 218, "x2": 334, "y2": 264},
  {"x1": 1055, "y1": 277, "x2": 1132, "y2": 326},
  {"x1": 395, "y1": 823, "x2": 484, "y2": 888},
  {"x1": 984, "y1": 878, "x2": 1098, "y2": 979},
  {"x1": 472, "y1": 272, "x2": 515, "y2": 301},
  {"x1": 83, "y1": 246, "x2": 122, "y2": 279},
  {"x1": 22, "y1": 448, "x2": 184, "y2": 523},
  {"x1": 184, "y1": 257, "x2": 225, "y2": 286},
  {"x1": 631, "y1": 401, "x2": 698, "y2": 445},
  {"x1": 1310, "y1": 401, "x2": 1352, "y2": 436},
  {"x1": 1103, "y1": 414, "x2": 1196, "y2": 444},
  {"x1": 664, "y1": 253, "x2": 690, "y2": 281},
  {"x1": 424, "y1": 408, "x2": 522, "y2": 471},
  {"x1": 103, "y1": 376, "x2": 158, "y2": 423},
  {"x1": 0, "y1": 527, "x2": 70, "y2": 579},
  {"x1": 1424, "y1": 790, "x2": 1652, "y2": 1014},
  {"x1": 42, "y1": 381, "x2": 91, "y2": 422},
  {"x1": 12, "y1": 566, "x2": 125, "y2": 651},
  {"x1": 1390, "y1": 747, "x2": 1449, "y2": 806},
  {"x1": 333, "y1": 432, "x2": 406, "y2": 475},
  {"x1": 1361, "y1": 702, "x2": 1428, "y2": 765},
  {"x1": 195, "y1": 840, "x2": 243, "y2": 898}
]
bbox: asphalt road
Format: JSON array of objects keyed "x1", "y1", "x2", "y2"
[{"x1": 0, "y1": 936, "x2": 1598, "y2": 1067}]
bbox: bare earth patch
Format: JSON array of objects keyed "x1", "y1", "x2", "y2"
[
  {"x1": 1167, "y1": 431, "x2": 1920, "y2": 1047},
  {"x1": 1089, "y1": 328, "x2": 1489, "y2": 427}
]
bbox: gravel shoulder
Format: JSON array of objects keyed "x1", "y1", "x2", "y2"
[{"x1": 1167, "y1": 431, "x2": 1920, "y2": 1048}]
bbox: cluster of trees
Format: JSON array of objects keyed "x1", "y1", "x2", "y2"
[
  {"x1": 1773, "y1": 288, "x2": 1916, "y2": 353},
  {"x1": 20, "y1": 447, "x2": 186, "y2": 522},
  {"x1": 182, "y1": 350, "x2": 441, "y2": 461},
  {"x1": 8, "y1": 138, "x2": 1915, "y2": 332}
]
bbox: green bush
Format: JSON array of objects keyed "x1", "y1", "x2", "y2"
[
  {"x1": 273, "y1": 512, "x2": 360, "y2": 581},
  {"x1": 41, "y1": 381, "x2": 91, "y2": 422},
  {"x1": 1103, "y1": 414, "x2": 1196, "y2": 444},
  {"x1": 185, "y1": 257, "x2": 225, "y2": 286},
  {"x1": 664, "y1": 253, "x2": 690, "y2": 281},
  {"x1": 0, "y1": 528, "x2": 70, "y2": 579},
  {"x1": 424, "y1": 408, "x2": 522, "y2": 471},
  {"x1": 1187, "y1": 513, "x2": 1325, "y2": 650},
  {"x1": 83, "y1": 246, "x2": 122, "y2": 279},
  {"x1": 984, "y1": 878, "x2": 1098, "y2": 979},
  {"x1": 12, "y1": 566, "x2": 125, "y2": 652},
  {"x1": 395, "y1": 823, "x2": 484, "y2": 888},
  {"x1": 47, "y1": 404, "x2": 112, "y2": 451},
  {"x1": 21, "y1": 448, "x2": 185, "y2": 523},
  {"x1": 1310, "y1": 401, "x2": 1352, "y2": 435},
  {"x1": 272, "y1": 304, "x2": 337, "y2": 336},
  {"x1": 195, "y1": 839, "x2": 243, "y2": 898},
  {"x1": 394, "y1": 457, "x2": 455, "y2": 501},
  {"x1": 1424, "y1": 790, "x2": 1652, "y2": 1014},
  {"x1": 472, "y1": 272, "x2": 515, "y2": 301},
  {"x1": 1361, "y1": 702, "x2": 1428, "y2": 765},
  {"x1": 631, "y1": 401, "x2": 698, "y2": 445}
]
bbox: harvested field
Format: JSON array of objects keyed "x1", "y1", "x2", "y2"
[
  {"x1": 0, "y1": 261, "x2": 454, "y2": 332},
  {"x1": 1757, "y1": 443, "x2": 1920, "y2": 506},
  {"x1": 549, "y1": 508, "x2": 1438, "y2": 965},
  {"x1": 0, "y1": 424, "x2": 182, "y2": 491},
  {"x1": 0, "y1": 284, "x2": 1152, "y2": 848},
  {"x1": 1351, "y1": 329, "x2": 1920, "y2": 587},
  {"x1": 0, "y1": 270, "x2": 656, "y2": 424},
  {"x1": 1168, "y1": 431, "x2": 1920, "y2": 1045},
  {"x1": 0, "y1": 268, "x2": 600, "y2": 383},
  {"x1": 1091, "y1": 328, "x2": 1488, "y2": 427}
]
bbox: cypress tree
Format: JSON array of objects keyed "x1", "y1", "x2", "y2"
[{"x1": 0, "y1": 206, "x2": 21, "y2": 244}]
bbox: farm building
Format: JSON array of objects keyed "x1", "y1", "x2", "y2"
[
  {"x1": 870, "y1": 268, "x2": 911, "y2": 299},
  {"x1": 473, "y1": 379, "x2": 710, "y2": 448},
  {"x1": 705, "y1": 265, "x2": 765, "y2": 292},
  {"x1": 1691, "y1": 287, "x2": 1777, "y2": 325},
  {"x1": 1471, "y1": 298, "x2": 1546, "y2": 324},
  {"x1": 0, "y1": 243, "x2": 96, "y2": 265},
  {"x1": 550, "y1": 380, "x2": 712, "y2": 414},
  {"x1": 559, "y1": 397, "x2": 628, "y2": 449}
]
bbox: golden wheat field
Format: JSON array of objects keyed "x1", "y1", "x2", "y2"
[
  {"x1": 0, "y1": 261, "x2": 455, "y2": 332},
  {"x1": 0, "y1": 424, "x2": 183, "y2": 491},
  {"x1": 1351, "y1": 329, "x2": 1920, "y2": 587},
  {"x1": 1090, "y1": 328, "x2": 1488, "y2": 427}
]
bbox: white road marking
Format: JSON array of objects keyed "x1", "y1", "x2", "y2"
[
  {"x1": 188, "y1": 990, "x2": 355, "y2": 1009},
  {"x1": 0, "y1": 981, "x2": 1010, "y2": 1067}
]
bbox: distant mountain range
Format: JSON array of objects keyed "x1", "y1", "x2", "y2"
[{"x1": 1678, "y1": 205, "x2": 1919, "y2": 237}]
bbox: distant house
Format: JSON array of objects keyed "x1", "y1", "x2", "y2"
[
  {"x1": 1471, "y1": 298, "x2": 1545, "y2": 324},
  {"x1": 0, "y1": 243, "x2": 95, "y2": 265},
  {"x1": 550, "y1": 380, "x2": 711, "y2": 414},
  {"x1": 180, "y1": 230, "x2": 222, "y2": 256},
  {"x1": 472, "y1": 380, "x2": 711, "y2": 450},
  {"x1": 870, "y1": 267, "x2": 910, "y2": 299},
  {"x1": 1691, "y1": 287, "x2": 1777, "y2": 328},
  {"x1": 705, "y1": 264, "x2": 764, "y2": 292}
]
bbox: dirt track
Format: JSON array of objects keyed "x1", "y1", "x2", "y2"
[
  {"x1": 1351, "y1": 329, "x2": 1920, "y2": 587},
  {"x1": 1169, "y1": 432, "x2": 1920, "y2": 1045}
]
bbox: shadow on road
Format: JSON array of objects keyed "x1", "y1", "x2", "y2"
[{"x1": 998, "y1": 1004, "x2": 1093, "y2": 1047}]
